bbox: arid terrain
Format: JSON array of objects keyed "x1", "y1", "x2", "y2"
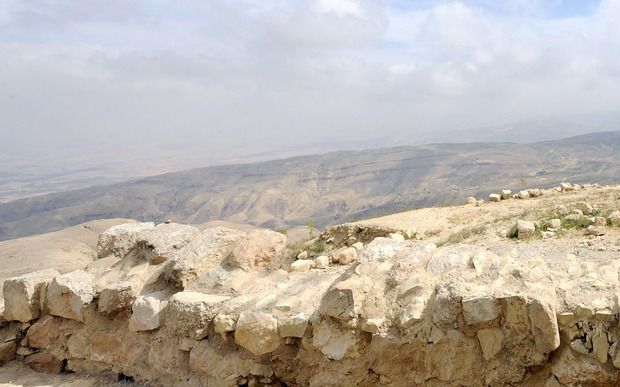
[
  {"x1": 3, "y1": 181, "x2": 620, "y2": 385},
  {"x1": 2, "y1": 131, "x2": 620, "y2": 242}
]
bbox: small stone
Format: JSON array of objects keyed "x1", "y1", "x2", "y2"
[
  {"x1": 609, "y1": 211, "x2": 620, "y2": 227},
  {"x1": 98, "y1": 283, "x2": 136, "y2": 317},
  {"x1": 500, "y1": 190, "x2": 512, "y2": 200},
  {"x1": 529, "y1": 299, "x2": 560, "y2": 354},
  {"x1": 235, "y1": 310, "x2": 281, "y2": 356},
  {"x1": 399, "y1": 298, "x2": 425, "y2": 328},
  {"x1": 477, "y1": 328, "x2": 504, "y2": 360},
  {"x1": 462, "y1": 296, "x2": 500, "y2": 325},
  {"x1": 476, "y1": 199, "x2": 485, "y2": 206},
  {"x1": 489, "y1": 194, "x2": 501, "y2": 203},
  {"x1": 560, "y1": 182, "x2": 574, "y2": 191},
  {"x1": 297, "y1": 251, "x2": 308, "y2": 260},
  {"x1": 129, "y1": 292, "x2": 169, "y2": 332},
  {"x1": 0, "y1": 341, "x2": 17, "y2": 365},
  {"x1": 593, "y1": 217, "x2": 607, "y2": 227},
  {"x1": 528, "y1": 188, "x2": 541, "y2": 197},
  {"x1": 389, "y1": 232, "x2": 405, "y2": 241},
  {"x1": 291, "y1": 259, "x2": 315, "y2": 272},
  {"x1": 361, "y1": 317, "x2": 384, "y2": 334},
  {"x1": 352, "y1": 242, "x2": 364, "y2": 251},
  {"x1": 587, "y1": 226, "x2": 606, "y2": 236},
  {"x1": 575, "y1": 202, "x2": 593, "y2": 215},
  {"x1": 517, "y1": 190, "x2": 530, "y2": 199},
  {"x1": 25, "y1": 352, "x2": 64, "y2": 374},
  {"x1": 280, "y1": 313, "x2": 308, "y2": 338},
  {"x1": 466, "y1": 197, "x2": 477, "y2": 205},
  {"x1": 314, "y1": 255, "x2": 330, "y2": 269},
  {"x1": 164, "y1": 292, "x2": 229, "y2": 339},
  {"x1": 332, "y1": 247, "x2": 358, "y2": 265},
  {"x1": 557, "y1": 312, "x2": 575, "y2": 326},
  {"x1": 516, "y1": 220, "x2": 536, "y2": 239},
  {"x1": 545, "y1": 219, "x2": 561, "y2": 231},
  {"x1": 213, "y1": 314, "x2": 236, "y2": 336}
]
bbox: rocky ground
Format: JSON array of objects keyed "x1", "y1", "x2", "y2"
[{"x1": 2, "y1": 182, "x2": 620, "y2": 385}]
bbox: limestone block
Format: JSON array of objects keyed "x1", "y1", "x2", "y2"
[
  {"x1": 3, "y1": 269, "x2": 59, "y2": 322},
  {"x1": 46, "y1": 270, "x2": 95, "y2": 322},
  {"x1": 235, "y1": 310, "x2": 281, "y2": 356}
]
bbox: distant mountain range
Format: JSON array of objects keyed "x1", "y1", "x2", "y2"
[{"x1": 1, "y1": 131, "x2": 620, "y2": 241}]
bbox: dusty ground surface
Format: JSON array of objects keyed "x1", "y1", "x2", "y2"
[
  {"x1": 353, "y1": 183, "x2": 620, "y2": 249},
  {"x1": 0, "y1": 361, "x2": 103, "y2": 386}
]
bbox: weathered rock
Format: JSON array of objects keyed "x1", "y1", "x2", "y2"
[
  {"x1": 517, "y1": 190, "x2": 530, "y2": 199},
  {"x1": 291, "y1": 259, "x2": 315, "y2": 272},
  {"x1": 466, "y1": 197, "x2": 477, "y2": 205},
  {"x1": 560, "y1": 182, "x2": 574, "y2": 191},
  {"x1": 314, "y1": 255, "x2": 330, "y2": 269},
  {"x1": 500, "y1": 190, "x2": 512, "y2": 200},
  {"x1": 587, "y1": 225, "x2": 606, "y2": 236},
  {"x1": 280, "y1": 313, "x2": 308, "y2": 338},
  {"x1": 235, "y1": 310, "x2": 281, "y2": 356},
  {"x1": 529, "y1": 299, "x2": 560, "y2": 353},
  {"x1": 98, "y1": 283, "x2": 136, "y2": 316},
  {"x1": 136, "y1": 223, "x2": 200, "y2": 264},
  {"x1": 129, "y1": 292, "x2": 169, "y2": 332},
  {"x1": 24, "y1": 352, "x2": 64, "y2": 374},
  {"x1": 312, "y1": 320, "x2": 359, "y2": 361},
  {"x1": 0, "y1": 341, "x2": 16, "y2": 365},
  {"x1": 516, "y1": 220, "x2": 536, "y2": 239},
  {"x1": 46, "y1": 270, "x2": 95, "y2": 322},
  {"x1": 462, "y1": 296, "x2": 500, "y2": 325},
  {"x1": 213, "y1": 313, "x2": 236, "y2": 336},
  {"x1": 489, "y1": 194, "x2": 501, "y2": 202},
  {"x1": 609, "y1": 210, "x2": 620, "y2": 227},
  {"x1": 166, "y1": 227, "x2": 246, "y2": 288},
  {"x1": 3, "y1": 269, "x2": 59, "y2": 322},
  {"x1": 164, "y1": 291, "x2": 229, "y2": 339},
  {"x1": 528, "y1": 188, "x2": 541, "y2": 197},
  {"x1": 97, "y1": 221, "x2": 155, "y2": 258},
  {"x1": 26, "y1": 315, "x2": 62, "y2": 349},
  {"x1": 545, "y1": 218, "x2": 562, "y2": 230},
  {"x1": 575, "y1": 202, "x2": 594, "y2": 215},
  {"x1": 477, "y1": 328, "x2": 504, "y2": 360},
  {"x1": 332, "y1": 247, "x2": 358, "y2": 265},
  {"x1": 229, "y1": 229, "x2": 287, "y2": 271},
  {"x1": 593, "y1": 216, "x2": 607, "y2": 227}
]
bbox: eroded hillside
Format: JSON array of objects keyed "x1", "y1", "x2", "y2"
[{"x1": 2, "y1": 131, "x2": 620, "y2": 242}]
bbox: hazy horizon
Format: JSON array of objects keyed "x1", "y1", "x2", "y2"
[{"x1": 1, "y1": 0, "x2": 620, "y2": 173}]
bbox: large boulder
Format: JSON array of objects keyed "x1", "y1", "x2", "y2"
[
  {"x1": 46, "y1": 270, "x2": 96, "y2": 321},
  {"x1": 166, "y1": 227, "x2": 246, "y2": 288},
  {"x1": 163, "y1": 291, "x2": 229, "y2": 339},
  {"x1": 235, "y1": 310, "x2": 281, "y2": 356},
  {"x1": 135, "y1": 223, "x2": 200, "y2": 264},
  {"x1": 3, "y1": 269, "x2": 59, "y2": 322},
  {"x1": 97, "y1": 222, "x2": 155, "y2": 258},
  {"x1": 228, "y1": 229, "x2": 287, "y2": 271}
]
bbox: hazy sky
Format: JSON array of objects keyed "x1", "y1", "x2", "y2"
[{"x1": 1, "y1": 0, "x2": 619, "y2": 167}]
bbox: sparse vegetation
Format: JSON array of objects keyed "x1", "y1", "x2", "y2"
[
  {"x1": 437, "y1": 225, "x2": 486, "y2": 246},
  {"x1": 275, "y1": 227, "x2": 288, "y2": 236}
]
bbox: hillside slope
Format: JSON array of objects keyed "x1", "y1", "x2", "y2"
[{"x1": 1, "y1": 131, "x2": 620, "y2": 241}]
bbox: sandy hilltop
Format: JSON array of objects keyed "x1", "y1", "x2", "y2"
[{"x1": 3, "y1": 182, "x2": 620, "y2": 385}]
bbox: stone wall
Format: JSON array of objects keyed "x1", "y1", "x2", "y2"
[{"x1": 2, "y1": 222, "x2": 620, "y2": 386}]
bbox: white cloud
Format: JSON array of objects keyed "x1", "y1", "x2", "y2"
[
  {"x1": 313, "y1": 0, "x2": 363, "y2": 17},
  {"x1": 0, "y1": 0, "x2": 619, "y2": 167}
]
